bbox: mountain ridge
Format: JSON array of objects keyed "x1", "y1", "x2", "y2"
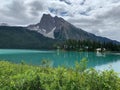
[
  {"x1": 0, "y1": 23, "x2": 9, "y2": 26},
  {"x1": 0, "y1": 14, "x2": 119, "y2": 49},
  {"x1": 27, "y1": 14, "x2": 120, "y2": 44}
]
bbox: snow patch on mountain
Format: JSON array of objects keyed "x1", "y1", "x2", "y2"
[
  {"x1": 28, "y1": 26, "x2": 56, "y2": 39},
  {"x1": 44, "y1": 27, "x2": 56, "y2": 39}
]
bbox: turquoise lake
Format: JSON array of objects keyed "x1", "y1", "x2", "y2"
[{"x1": 0, "y1": 49, "x2": 120, "y2": 72}]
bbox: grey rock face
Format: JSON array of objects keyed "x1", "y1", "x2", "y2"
[{"x1": 38, "y1": 14, "x2": 55, "y2": 33}]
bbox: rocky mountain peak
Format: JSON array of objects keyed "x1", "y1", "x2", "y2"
[
  {"x1": 40, "y1": 14, "x2": 54, "y2": 23},
  {"x1": 37, "y1": 14, "x2": 55, "y2": 33},
  {"x1": 27, "y1": 14, "x2": 69, "y2": 34},
  {"x1": 27, "y1": 14, "x2": 81, "y2": 39},
  {"x1": 27, "y1": 14, "x2": 120, "y2": 44}
]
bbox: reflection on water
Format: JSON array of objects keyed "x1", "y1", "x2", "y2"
[
  {"x1": 96, "y1": 52, "x2": 106, "y2": 57},
  {"x1": 0, "y1": 49, "x2": 120, "y2": 72},
  {"x1": 95, "y1": 60, "x2": 120, "y2": 72}
]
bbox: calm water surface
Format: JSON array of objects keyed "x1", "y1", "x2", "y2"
[{"x1": 0, "y1": 49, "x2": 120, "y2": 72}]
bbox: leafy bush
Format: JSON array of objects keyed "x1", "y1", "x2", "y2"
[{"x1": 0, "y1": 59, "x2": 120, "y2": 90}]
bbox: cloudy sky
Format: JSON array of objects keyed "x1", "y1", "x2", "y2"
[{"x1": 0, "y1": 0, "x2": 120, "y2": 41}]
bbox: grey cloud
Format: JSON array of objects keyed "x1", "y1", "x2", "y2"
[
  {"x1": 49, "y1": 7, "x2": 68, "y2": 16},
  {"x1": 29, "y1": 0, "x2": 45, "y2": 16},
  {"x1": 4, "y1": 0, "x2": 27, "y2": 19},
  {"x1": 48, "y1": 1, "x2": 69, "y2": 16},
  {"x1": 30, "y1": 1, "x2": 44, "y2": 11},
  {"x1": 59, "y1": 0, "x2": 71, "y2": 5},
  {"x1": 68, "y1": 17, "x2": 102, "y2": 26},
  {"x1": 79, "y1": 7, "x2": 93, "y2": 16},
  {"x1": 80, "y1": 0, "x2": 86, "y2": 5},
  {"x1": 96, "y1": 5, "x2": 120, "y2": 23},
  {"x1": 111, "y1": 0, "x2": 120, "y2": 3},
  {"x1": 0, "y1": 0, "x2": 32, "y2": 25}
]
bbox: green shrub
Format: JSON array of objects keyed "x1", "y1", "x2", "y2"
[{"x1": 0, "y1": 60, "x2": 120, "y2": 90}]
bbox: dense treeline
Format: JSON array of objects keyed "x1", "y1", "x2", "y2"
[
  {"x1": 0, "y1": 26, "x2": 59, "y2": 49},
  {"x1": 0, "y1": 59, "x2": 120, "y2": 90},
  {"x1": 0, "y1": 26, "x2": 120, "y2": 51},
  {"x1": 62, "y1": 39, "x2": 120, "y2": 51}
]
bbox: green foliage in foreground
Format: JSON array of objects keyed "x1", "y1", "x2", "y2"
[{"x1": 0, "y1": 59, "x2": 120, "y2": 90}]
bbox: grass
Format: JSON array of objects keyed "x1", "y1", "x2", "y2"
[{"x1": 0, "y1": 59, "x2": 120, "y2": 90}]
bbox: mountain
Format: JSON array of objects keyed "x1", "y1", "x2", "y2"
[
  {"x1": 0, "y1": 23, "x2": 9, "y2": 26},
  {"x1": 0, "y1": 26, "x2": 58, "y2": 49},
  {"x1": 0, "y1": 14, "x2": 119, "y2": 49},
  {"x1": 27, "y1": 14, "x2": 119, "y2": 44}
]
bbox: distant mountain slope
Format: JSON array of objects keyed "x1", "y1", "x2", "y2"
[
  {"x1": 0, "y1": 23, "x2": 9, "y2": 26},
  {"x1": 0, "y1": 26, "x2": 58, "y2": 49},
  {"x1": 27, "y1": 14, "x2": 120, "y2": 44}
]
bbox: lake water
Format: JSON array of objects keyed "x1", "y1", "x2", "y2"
[{"x1": 0, "y1": 49, "x2": 120, "y2": 72}]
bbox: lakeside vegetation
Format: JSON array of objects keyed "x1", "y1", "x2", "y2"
[
  {"x1": 0, "y1": 59, "x2": 120, "y2": 90},
  {"x1": 61, "y1": 39, "x2": 120, "y2": 51}
]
